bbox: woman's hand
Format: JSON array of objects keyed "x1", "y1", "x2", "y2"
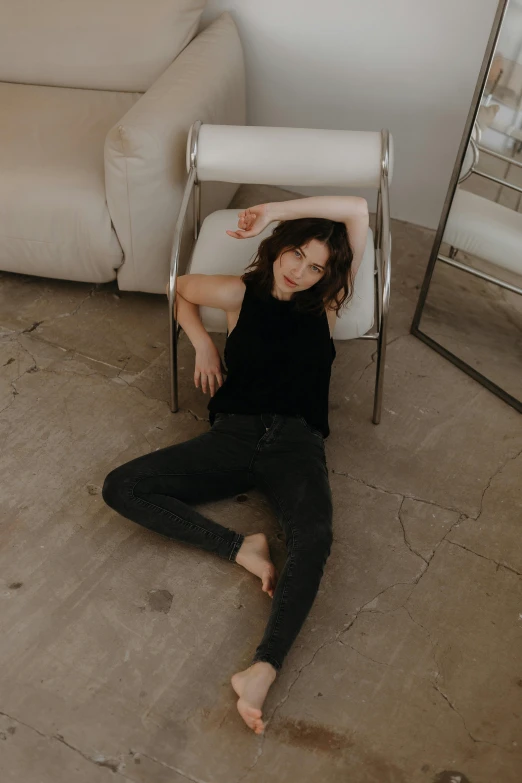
[
  {"x1": 194, "y1": 339, "x2": 225, "y2": 397},
  {"x1": 226, "y1": 204, "x2": 272, "y2": 239}
]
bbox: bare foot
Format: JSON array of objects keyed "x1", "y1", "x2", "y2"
[
  {"x1": 235, "y1": 533, "x2": 278, "y2": 598},
  {"x1": 231, "y1": 662, "x2": 277, "y2": 734}
]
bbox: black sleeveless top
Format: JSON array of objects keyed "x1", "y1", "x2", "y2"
[{"x1": 207, "y1": 278, "x2": 336, "y2": 438}]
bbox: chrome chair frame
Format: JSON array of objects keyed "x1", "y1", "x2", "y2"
[{"x1": 168, "y1": 121, "x2": 392, "y2": 424}]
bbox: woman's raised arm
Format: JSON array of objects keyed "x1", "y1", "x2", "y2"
[{"x1": 227, "y1": 197, "x2": 369, "y2": 278}]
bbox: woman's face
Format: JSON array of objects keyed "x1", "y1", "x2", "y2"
[{"x1": 272, "y1": 239, "x2": 330, "y2": 299}]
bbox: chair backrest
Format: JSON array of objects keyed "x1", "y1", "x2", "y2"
[
  {"x1": 0, "y1": 0, "x2": 206, "y2": 92},
  {"x1": 188, "y1": 125, "x2": 394, "y2": 188}
]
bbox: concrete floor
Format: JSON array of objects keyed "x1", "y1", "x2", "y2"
[{"x1": 1, "y1": 186, "x2": 521, "y2": 783}]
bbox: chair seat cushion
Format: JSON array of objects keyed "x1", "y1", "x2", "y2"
[
  {"x1": 189, "y1": 209, "x2": 375, "y2": 339},
  {"x1": 443, "y1": 188, "x2": 522, "y2": 276},
  {"x1": 0, "y1": 82, "x2": 140, "y2": 283}
]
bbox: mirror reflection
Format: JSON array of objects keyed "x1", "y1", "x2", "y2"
[{"x1": 414, "y1": 0, "x2": 522, "y2": 410}]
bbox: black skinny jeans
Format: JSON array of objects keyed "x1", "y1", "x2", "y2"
[{"x1": 102, "y1": 412, "x2": 333, "y2": 672}]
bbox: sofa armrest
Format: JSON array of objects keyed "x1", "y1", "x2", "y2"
[{"x1": 104, "y1": 12, "x2": 246, "y2": 294}]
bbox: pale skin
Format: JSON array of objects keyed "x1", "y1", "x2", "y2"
[{"x1": 166, "y1": 196, "x2": 368, "y2": 734}]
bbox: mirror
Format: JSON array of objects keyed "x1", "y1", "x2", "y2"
[{"x1": 411, "y1": 0, "x2": 522, "y2": 413}]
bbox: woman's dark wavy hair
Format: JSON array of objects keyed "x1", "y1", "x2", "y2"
[{"x1": 240, "y1": 217, "x2": 354, "y2": 317}]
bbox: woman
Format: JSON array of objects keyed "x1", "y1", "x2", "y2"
[{"x1": 102, "y1": 196, "x2": 369, "y2": 734}]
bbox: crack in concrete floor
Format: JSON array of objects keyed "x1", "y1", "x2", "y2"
[
  {"x1": 431, "y1": 685, "x2": 512, "y2": 753},
  {"x1": 2, "y1": 284, "x2": 99, "y2": 342},
  {"x1": 445, "y1": 538, "x2": 522, "y2": 576},
  {"x1": 474, "y1": 446, "x2": 522, "y2": 524},
  {"x1": 332, "y1": 468, "x2": 464, "y2": 515},
  {"x1": 0, "y1": 708, "x2": 210, "y2": 783},
  {"x1": 0, "y1": 332, "x2": 200, "y2": 418},
  {"x1": 397, "y1": 495, "x2": 430, "y2": 563},
  {"x1": 0, "y1": 712, "x2": 128, "y2": 781}
]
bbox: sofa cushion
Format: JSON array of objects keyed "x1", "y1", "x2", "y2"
[
  {"x1": 0, "y1": 0, "x2": 206, "y2": 92},
  {"x1": 0, "y1": 82, "x2": 140, "y2": 283}
]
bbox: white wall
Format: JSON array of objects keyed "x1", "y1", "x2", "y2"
[{"x1": 200, "y1": 0, "x2": 500, "y2": 229}]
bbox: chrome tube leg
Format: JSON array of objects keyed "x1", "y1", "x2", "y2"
[
  {"x1": 375, "y1": 186, "x2": 383, "y2": 251},
  {"x1": 372, "y1": 246, "x2": 384, "y2": 424},
  {"x1": 373, "y1": 130, "x2": 391, "y2": 425},
  {"x1": 167, "y1": 120, "x2": 201, "y2": 412},
  {"x1": 374, "y1": 187, "x2": 383, "y2": 326},
  {"x1": 169, "y1": 298, "x2": 179, "y2": 413},
  {"x1": 167, "y1": 166, "x2": 197, "y2": 414},
  {"x1": 373, "y1": 338, "x2": 385, "y2": 424},
  {"x1": 373, "y1": 234, "x2": 391, "y2": 424},
  {"x1": 194, "y1": 181, "x2": 201, "y2": 241},
  {"x1": 169, "y1": 293, "x2": 185, "y2": 413},
  {"x1": 372, "y1": 282, "x2": 389, "y2": 424}
]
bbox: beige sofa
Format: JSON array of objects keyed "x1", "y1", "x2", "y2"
[{"x1": 0, "y1": 2, "x2": 245, "y2": 294}]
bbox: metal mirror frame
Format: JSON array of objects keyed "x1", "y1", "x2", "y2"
[{"x1": 410, "y1": 0, "x2": 522, "y2": 414}]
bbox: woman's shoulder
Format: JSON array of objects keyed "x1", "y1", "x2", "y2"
[{"x1": 225, "y1": 275, "x2": 247, "y2": 314}]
